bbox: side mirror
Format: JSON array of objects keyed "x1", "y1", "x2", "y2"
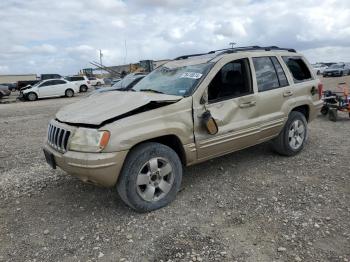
[{"x1": 202, "y1": 110, "x2": 218, "y2": 135}]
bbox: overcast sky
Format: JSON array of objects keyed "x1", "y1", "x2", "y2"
[{"x1": 1, "y1": 0, "x2": 349, "y2": 75}]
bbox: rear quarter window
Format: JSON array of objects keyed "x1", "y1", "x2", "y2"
[{"x1": 282, "y1": 56, "x2": 313, "y2": 83}]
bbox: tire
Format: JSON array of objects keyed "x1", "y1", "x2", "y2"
[
  {"x1": 317, "y1": 70, "x2": 320, "y2": 75},
  {"x1": 79, "y1": 85, "x2": 88, "y2": 92},
  {"x1": 0, "y1": 92, "x2": 3, "y2": 99},
  {"x1": 96, "y1": 82, "x2": 101, "y2": 86},
  {"x1": 65, "y1": 89, "x2": 74, "y2": 97},
  {"x1": 117, "y1": 142, "x2": 183, "y2": 212},
  {"x1": 27, "y1": 92, "x2": 37, "y2": 101},
  {"x1": 320, "y1": 105, "x2": 329, "y2": 115},
  {"x1": 328, "y1": 109, "x2": 337, "y2": 122},
  {"x1": 271, "y1": 111, "x2": 308, "y2": 156}
]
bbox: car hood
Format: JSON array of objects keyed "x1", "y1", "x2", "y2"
[{"x1": 56, "y1": 91, "x2": 182, "y2": 126}]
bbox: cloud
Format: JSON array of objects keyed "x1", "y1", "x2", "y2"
[{"x1": 0, "y1": 0, "x2": 349, "y2": 75}]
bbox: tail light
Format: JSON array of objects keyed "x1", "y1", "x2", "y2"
[{"x1": 318, "y1": 82, "x2": 323, "y2": 100}]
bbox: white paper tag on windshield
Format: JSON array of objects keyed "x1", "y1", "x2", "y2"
[{"x1": 180, "y1": 72, "x2": 203, "y2": 79}]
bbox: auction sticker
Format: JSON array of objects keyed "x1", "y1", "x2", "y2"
[{"x1": 180, "y1": 72, "x2": 203, "y2": 79}]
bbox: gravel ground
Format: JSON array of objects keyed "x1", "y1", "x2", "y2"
[{"x1": 0, "y1": 78, "x2": 349, "y2": 262}]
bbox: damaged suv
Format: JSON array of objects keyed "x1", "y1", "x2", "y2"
[{"x1": 43, "y1": 46, "x2": 323, "y2": 212}]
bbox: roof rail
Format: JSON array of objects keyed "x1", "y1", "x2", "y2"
[{"x1": 174, "y1": 46, "x2": 296, "y2": 60}]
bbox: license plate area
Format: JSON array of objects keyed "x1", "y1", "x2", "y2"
[{"x1": 43, "y1": 149, "x2": 56, "y2": 169}]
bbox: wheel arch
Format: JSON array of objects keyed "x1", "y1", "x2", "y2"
[
  {"x1": 291, "y1": 104, "x2": 310, "y2": 122},
  {"x1": 127, "y1": 134, "x2": 187, "y2": 166}
]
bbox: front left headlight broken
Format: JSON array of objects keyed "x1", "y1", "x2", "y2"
[{"x1": 69, "y1": 128, "x2": 110, "y2": 153}]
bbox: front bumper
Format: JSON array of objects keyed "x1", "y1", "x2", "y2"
[{"x1": 43, "y1": 143, "x2": 128, "y2": 187}]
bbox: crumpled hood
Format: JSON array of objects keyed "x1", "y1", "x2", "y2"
[{"x1": 56, "y1": 91, "x2": 182, "y2": 126}]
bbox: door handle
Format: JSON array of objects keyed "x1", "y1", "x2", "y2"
[
  {"x1": 283, "y1": 90, "x2": 293, "y2": 97},
  {"x1": 239, "y1": 100, "x2": 256, "y2": 108}
]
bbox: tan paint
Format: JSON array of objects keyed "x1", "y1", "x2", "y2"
[{"x1": 46, "y1": 50, "x2": 323, "y2": 187}]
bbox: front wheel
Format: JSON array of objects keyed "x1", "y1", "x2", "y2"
[
  {"x1": 65, "y1": 89, "x2": 74, "y2": 97},
  {"x1": 271, "y1": 111, "x2": 308, "y2": 156},
  {"x1": 117, "y1": 142, "x2": 182, "y2": 212},
  {"x1": 27, "y1": 92, "x2": 38, "y2": 101}
]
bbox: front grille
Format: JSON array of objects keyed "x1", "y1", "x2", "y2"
[{"x1": 47, "y1": 123, "x2": 71, "y2": 153}]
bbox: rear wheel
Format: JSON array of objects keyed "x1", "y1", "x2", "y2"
[
  {"x1": 320, "y1": 105, "x2": 329, "y2": 115},
  {"x1": 272, "y1": 111, "x2": 308, "y2": 156},
  {"x1": 117, "y1": 142, "x2": 182, "y2": 212},
  {"x1": 79, "y1": 85, "x2": 88, "y2": 92},
  {"x1": 27, "y1": 92, "x2": 37, "y2": 101},
  {"x1": 65, "y1": 89, "x2": 74, "y2": 97}
]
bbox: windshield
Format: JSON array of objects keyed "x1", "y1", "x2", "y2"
[
  {"x1": 330, "y1": 64, "x2": 344, "y2": 69},
  {"x1": 112, "y1": 77, "x2": 139, "y2": 89},
  {"x1": 32, "y1": 81, "x2": 43, "y2": 87},
  {"x1": 133, "y1": 63, "x2": 213, "y2": 96}
]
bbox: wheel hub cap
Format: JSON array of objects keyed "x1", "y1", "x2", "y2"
[
  {"x1": 288, "y1": 120, "x2": 305, "y2": 150},
  {"x1": 136, "y1": 157, "x2": 174, "y2": 202}
]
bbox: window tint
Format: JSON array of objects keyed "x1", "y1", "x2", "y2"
[
  {"x1": 40, "y1": 80, "x2": 55, "y2": 87},
  {"x1": 208, "y1": 58, "x2": 252, "y2": 102},
  {"x1": 271, "y1": 57, "x2": 288, "y2": 87},
  {"x1": 282, "y1": 57, "x2": 312, "y2": 82},
  {"x1": 253, "y1": 57, "x2": 280, "y2": 92},
  {"x1": 70, "y1": 76, "x2": 84, "y2": 81},
  {"x1": 54, "y1": 80, "x2": 66, "y2": 85}
]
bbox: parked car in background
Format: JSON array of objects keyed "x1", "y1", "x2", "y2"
[
  {"x1": 88, "y1": 77, "x2": 105, "y2": 86},
  {"x1": 0, "y1": 83, "x2": 17, "y2": 91},
  {"x1": 323, "y1": 63, "x2": 350, "y2": 77},
  {"x1": 111, "y1": 78, "x2": 122, "y2": 85},
  {"x1": 20, "y1": 79, "x2": 79, "y2": 101},
  {"x1": 312, "y1": 63, "x2": 328, "y2": 75},
  {"x1": 89, "y1": 74, "x2": 146, "y2": 96},
  {"x1": 0, "y1": 85, "x2": 11, "y2": 99},
  {"x1": 65, "y1": 76, "x2": 91, "y2": 92},
  {"x1": 17, "y1": 74, "x2": 63, "y2": 90}
]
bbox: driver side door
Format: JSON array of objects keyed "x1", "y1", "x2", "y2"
[{"x1": 193, "y1": 57, "x2": 260, "y2": 161}]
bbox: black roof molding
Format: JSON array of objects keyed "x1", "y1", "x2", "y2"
[{"x1": 174, "y1": 46, "x2": 296, "y2": 60}]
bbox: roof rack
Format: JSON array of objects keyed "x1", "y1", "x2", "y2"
[{"x1": 174, "y1": 46, "x2": 296, "y2": 60}]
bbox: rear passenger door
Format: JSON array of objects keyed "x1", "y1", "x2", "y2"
[
  {"x1": 252, "y1": 56, "x2": 290, "y2": 141},
  {"x1": 281, "y1": 56, "x2": 317, "y2": 110},
  {"x1": 38, "y1": 80, "x2": 57, "y2": 97}
]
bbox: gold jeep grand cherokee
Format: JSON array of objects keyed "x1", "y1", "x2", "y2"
[{"x1": 43, "y1": 46, "x2": 323, "y2": 212}]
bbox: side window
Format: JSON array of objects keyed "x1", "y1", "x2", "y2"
[
  {"x1": 282, "y1": 56, "x2": 312, "y2": 83},
  {"x1": 270, "y1": 57, "x2": 288, "y2": 87},
  {"x1": 54, "y1": 80, "x2": 66, "y2": 85},
  {"x1": 208, "y1": 58, "x2": 252, "y2": 102},
  {"x1": 253, "y1": 57, "x2": 280, "y2": 92},
  {"x1": 40, "y1": 80, "x2": 54, "y2": 87}
]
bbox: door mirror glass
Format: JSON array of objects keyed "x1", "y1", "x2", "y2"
[{"x1": 202, "y1": 110, "x2": 218, "y2": 135}]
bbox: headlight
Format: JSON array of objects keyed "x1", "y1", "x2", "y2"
[{"x1": 69, "y1": 128, "x2": 110, "y2": 152}]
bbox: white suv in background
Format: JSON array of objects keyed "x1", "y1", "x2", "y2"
[
  {"x1": 65, "y1": 76, "x2": 91, "y2": 92},
  {"x1": 88, "y1": 77, "x2": 105, "y2": 86}
]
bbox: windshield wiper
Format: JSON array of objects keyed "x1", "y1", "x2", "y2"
[
  {"x1": 139, "y1": 89, "x2": 164, "y2": 94},
  {"x1": 114, "y1": 87, "x2": 136, "y2": 92}
]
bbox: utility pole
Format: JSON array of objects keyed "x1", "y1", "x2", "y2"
[
  {"x1": 229, "y1": 42, "x2": 236, "y2": 49},
  {"x1": 99, "y1": 49, "x2": 103, "y2": 75}
]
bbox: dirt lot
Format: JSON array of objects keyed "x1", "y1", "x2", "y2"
[{"x1": 0, "y1": 77, "x2": 349, "y2": 262}]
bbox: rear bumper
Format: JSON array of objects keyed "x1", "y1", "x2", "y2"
[
  {"x1": 310, "y1": 100, "x2": 323, "y2": 121},
  {"x1": 43, "y1": 143, "x2": 128, "y2": 187}
]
